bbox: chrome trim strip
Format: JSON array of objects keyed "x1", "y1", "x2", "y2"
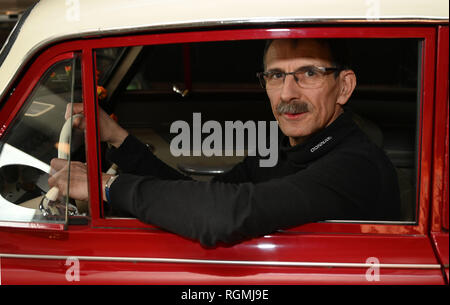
[
  {"x1": 322, "y1": 220, "x2": 417, "y2": 225},
  {"x1": 0, "y1": 253, "x2": 441, "y2": 269},
  {"x1": 101, "y1": 218, "x2": 415, "y2": 224}
]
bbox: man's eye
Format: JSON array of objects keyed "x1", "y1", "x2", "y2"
[
  {"x1": 268, "y1": 72, "x2": 284, "y2": 80},
  {"x1": 304, "y1": 68, "x2": 317, "y2": 77}
]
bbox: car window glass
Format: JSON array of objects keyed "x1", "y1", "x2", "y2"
[
  {"x1": 0, "y1": 55, "x2": 87, "y2": 224},
  {"x1": 96, "y1": 47, "x2": 127, "y2": 87}
]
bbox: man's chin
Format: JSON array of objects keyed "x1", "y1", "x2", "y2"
[
  {"x1": 279, "y1": 127, "x2": 311, "y2": 143},
  {"x1": 279, "y1": 119, "x2": 310, "y2": 137}
]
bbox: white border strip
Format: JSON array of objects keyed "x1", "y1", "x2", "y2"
[{"x1": 0, "y1": 253, "x2": 441, "y2": 269}]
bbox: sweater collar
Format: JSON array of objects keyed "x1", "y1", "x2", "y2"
[{"x1": 279, "y1": 111, "x2": 358, "y2": 165}]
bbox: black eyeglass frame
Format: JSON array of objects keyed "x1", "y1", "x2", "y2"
[{"x1": 256, "y1": 66, "x2": 341, "y2": 89}]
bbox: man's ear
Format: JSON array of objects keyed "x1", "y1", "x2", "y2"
[{"x1": 336, "y1": 70, "x2": 356, "y2": 106}]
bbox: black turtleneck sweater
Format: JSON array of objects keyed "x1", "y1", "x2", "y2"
[{"x1": 108, "y1": 112, "x2": 401, "y2": 247}]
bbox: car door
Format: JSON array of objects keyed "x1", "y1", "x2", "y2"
[
  {"x1": 430, "y1": 25, "x2": 449, "y2": 283},
  {"x1": 0, "y1": 49, "x2": 94, "y2": 283},
  {"x1": 79, "y1": 27, "x2": 446, "y2": 284},
  {"x1": 0, "y1": 26, "x2": 447, "y2": 285}
]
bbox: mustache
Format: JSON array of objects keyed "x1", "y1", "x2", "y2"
[{"x1": 276, "y1": 100, "x2": 310, "y2": 115}]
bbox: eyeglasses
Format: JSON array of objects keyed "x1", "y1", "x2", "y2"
[{"x1": 256, "y1": 66, "x2": 340, "y2": 90}]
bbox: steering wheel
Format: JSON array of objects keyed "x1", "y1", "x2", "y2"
[
  {"x1": 40, "y1": 114, "x2": 118, "y2": 217},
  {"x1": 39, "y1": 114, "x2": 83, "y2": 216}
]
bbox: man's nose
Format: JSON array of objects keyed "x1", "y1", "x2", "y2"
[{"x1": 280, "y1": 74, "x2": 302, "y2": 102}]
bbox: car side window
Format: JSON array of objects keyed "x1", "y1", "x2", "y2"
[
  {"x1": 0, "y1": 55, "x2": 87, "y2": 224},
  {"x1": 98, "y1": 38, "x2": 420, "y2": 223}
]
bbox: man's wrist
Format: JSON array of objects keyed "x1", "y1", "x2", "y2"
[
  {"x1": 110, "y1": 129, "x2": 129, "y2": 148},
  {"x1": 103, "y1": 174, "x2": 119, "y2": 202}
]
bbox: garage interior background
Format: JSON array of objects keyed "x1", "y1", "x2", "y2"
[{"x1": 0, "y1": 0, "x2": 38, "y2": 46}]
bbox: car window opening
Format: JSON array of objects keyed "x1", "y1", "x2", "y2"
[{"x1": 94, "y1": 38, "x2": 419, "y2": 224}]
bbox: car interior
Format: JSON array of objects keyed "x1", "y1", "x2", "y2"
[
  {"x1": 0, "y1": 37, "x2": 419, "y2": 223},
  {"x1": 96, "y1": 38, "x2": 419, "y2": 222}
]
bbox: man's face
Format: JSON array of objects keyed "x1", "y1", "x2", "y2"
[{"x1": 265, "y1": 39, "x2": 347, "y2": 146}]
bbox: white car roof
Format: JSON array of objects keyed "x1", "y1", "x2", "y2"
[{"x1": 0, "y1": 0, "x2": 448, "y2": 101}]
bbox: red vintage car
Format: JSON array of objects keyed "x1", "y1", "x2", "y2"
[{"x1": 0, "y1": 0, "x2": 448, "y2": 287}]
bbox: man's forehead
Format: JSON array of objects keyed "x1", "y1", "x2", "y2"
[{"x1": 265, "y1": 39, "x2": 333, "y2": 66}]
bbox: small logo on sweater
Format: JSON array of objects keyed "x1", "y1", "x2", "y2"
[{"x1": 310, "y1": 136, "x2": 333, "y2": 153}]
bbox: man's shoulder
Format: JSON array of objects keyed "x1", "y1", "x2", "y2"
[{"x1": 323, "y1": 126, "x2": 396, "y2": 177}]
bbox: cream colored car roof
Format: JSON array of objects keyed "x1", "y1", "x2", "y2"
[{"x1": 0, "y1": 0, "x2": 448, "y2": 101}]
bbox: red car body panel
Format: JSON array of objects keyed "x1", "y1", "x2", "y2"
[
  {"x1": 431, "y1": 233, "x2": 449, "y2": 282},
  {"x1": 0, "y1": 227, "x2": 444, "y2": 284},
  {"x1": 430, "y1": 25, "x2": 450, "y2": 284}
]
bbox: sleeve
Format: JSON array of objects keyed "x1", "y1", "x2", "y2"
[
  {"x1": 109, "y1": 152, "x2": 383, "y2": 247},
  {"x1": 107, "y1": 134, "x2": 257, "y2": 183}
]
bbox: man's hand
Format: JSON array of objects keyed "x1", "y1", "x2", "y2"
[
  {"x1": 66, "y1": 103, "x2": 129, "y2": 148},
  {"x1": 48, "y1": 158, "x2": 89, "y2": 201},
  {"x1": 49, "y1": 158, "x2": 115, "y2": 202}
]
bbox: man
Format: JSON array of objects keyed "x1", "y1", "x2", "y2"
[{"x1": 49, "y1": 39, "x2": 401, "y2": 247}]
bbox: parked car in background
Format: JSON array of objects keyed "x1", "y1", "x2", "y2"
[{"x1": 0, "y1": 0, "x2": 448, "y2": 285}]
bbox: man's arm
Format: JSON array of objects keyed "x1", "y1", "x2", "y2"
[
  {"x1": 108, "y1": 153, "x2": 383, "y2": 247},
  {"x1": 108, "y1": 133, "x2": 258, "y2": 182},
  {"x1": 107, "y1": 134, "x2": 190, "y2": 180},
  {"x1": 68, "y1": 103, "x2": 187, "y2": 179}
]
